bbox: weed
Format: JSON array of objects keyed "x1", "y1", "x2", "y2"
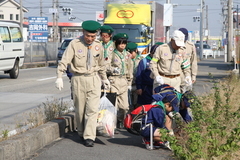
[
  {"x1": 1, "y1": 129, "x2": 9, "y2": 140},
  {"x1": 167, "y1": 74, "x2": 240, "y2": 160}
]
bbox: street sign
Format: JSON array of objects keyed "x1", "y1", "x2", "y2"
[
  {"x1": 28, "y1": 17, "x2": 48, "y2": 42},
  {"x1": 96, "y1": 11, "x2": 104, "y2": 22},
  {"x1": 49, "y1": 8, "x2": 58, "y2": 13}
]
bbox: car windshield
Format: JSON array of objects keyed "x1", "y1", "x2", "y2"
[
  {"x1": 105, "y1": 24, "x2": 146, "y2": 43},
  {"x1": 203, "y1": 44, "x2": 211, "y2": 49},
  {"x1": 61, "y1": 40, "x2": 72, "y2": 50}
]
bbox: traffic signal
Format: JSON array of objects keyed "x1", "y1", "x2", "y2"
[
  {"x1": 62, "y1": 8, "x2": 73, "y2": 15},
  {"x1": 193, "y1": 16, "x2": 200, "y2": 22}
]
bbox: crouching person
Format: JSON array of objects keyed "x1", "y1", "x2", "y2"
[
  {"x1": 180, "y1": 90, "x2": 197, "y2": 123},
  {"x1": 141, "y1": 93, "x2": 179, "y2": 150}
]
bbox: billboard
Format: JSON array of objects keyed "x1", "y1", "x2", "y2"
[{"x1": 28, "y1": 17, "x2": 48, "y2": 42}]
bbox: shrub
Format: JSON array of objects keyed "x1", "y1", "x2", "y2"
[{"x1": 166, "y1": 74, "x2": 240, "y2": 160}]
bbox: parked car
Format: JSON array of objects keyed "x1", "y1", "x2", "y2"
[
  {"x1": 195, "y1": 43, "x2": 213, "y2": 57},
  {"x1": 57, "y1": 39, "x2": 73, "y2": 64},
  {"x1": 0, "y1": 21, "x2": 25, "y2": 79}
]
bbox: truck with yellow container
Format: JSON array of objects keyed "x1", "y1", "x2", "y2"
[{"x1": 103, "y1": 0, "x2": 164, "y2": 56}]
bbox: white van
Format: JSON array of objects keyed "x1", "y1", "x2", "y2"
[{"x1": 0, "y1": 21, "x2": 24, "y2": 79}]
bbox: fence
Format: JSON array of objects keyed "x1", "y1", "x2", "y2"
[{"x1": 24, "y1": 42, "x2": 60, "y2": 63}]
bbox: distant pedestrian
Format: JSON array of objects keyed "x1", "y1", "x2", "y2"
[
  {"x1": 135, "y1": 43, "x2": 163, "y2": 106},
  {"x1": 55, "y1": 20, "x2": 110, "y2": 147},
  {"x1": 149, "y1": 30, "x2": 191, "y2": 92},
  {"x1": 179, "y1": 28, "x2": 198, "y2": 93},
  {"x1": 107, "y1": 33, "x2": 133, "y2": 129}
]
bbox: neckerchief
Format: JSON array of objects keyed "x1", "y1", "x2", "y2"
[
  {"x1": 81, "y1": 36, "x2": 92, "y2": 70},
  {"x1": 132, "y1": 54, "x2": 141, "y2": 69},
  {"x1": 146, "y1": 55, "x2": 152, "y2": 61},
  {"x1": 113, "y1": 49, "x2": 127, "y2": 75},
  {"x1": 103, "y1": 40, "x2": 113, "y2": 58}
]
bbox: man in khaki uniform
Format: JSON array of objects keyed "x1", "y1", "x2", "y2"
[
  {"x1": 55, "y1": 20, "x2": 110, "y2": 147},
  {"x1": 179, "y1": 28, "x2": 198, "y2": 93},
  {"x1": 107, "y1": 33, "x2": 133, "y2": 128},
  {"x1": 150, "y1": 30, "x2": 191, "y2": 92}
]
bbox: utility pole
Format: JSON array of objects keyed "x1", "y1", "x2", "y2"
[
  {"x1": 165, "y1": 0, "x2": 171, "y2": 43},
  {"x1": 199, "y1": 0, "x2": 204, "y2": 60},
  {"x1": 227, "y1": 0, "x2": 233, "y2": 62},
  {"x1": 206, "y1": 5, "x2": 208, "y2": 44},
  {"x1": 55, "y1": 0, "x2": 59, "y2": 42},
  {"x1": 20, "y1": 0, "x2": 23, "y2": 33},
  {"x1": 40, "y1": 0, "x2": 43, "y2": 17},
  {"x1": 237, "y1": 5, "x2": 239, "y2": 29},
  {"x1": 52, "y1": 0, "x2": 55, "y2": 42}
]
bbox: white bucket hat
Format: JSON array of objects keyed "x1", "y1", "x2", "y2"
[{"x1": 172, "y1": 30, "x2": 185, "y2": 47}]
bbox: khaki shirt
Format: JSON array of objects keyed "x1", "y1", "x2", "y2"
[
  {"x1": 149, "y1": 42, "x2": 190, "y2": 78},
  {"x1": 57, "y1": 37, "x2": 107, "y2": 80},
  {"x1": 102, "y1": 40, "x2": 115, "y2": 64},
  {"x1": 183, "y1": 41, "x2": 198, "y2": 81},
  {"x1": 107, "y1": 49, "x2": 133, "y2": 86}
]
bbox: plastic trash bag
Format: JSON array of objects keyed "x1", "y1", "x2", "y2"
[{"x1": 97, "y1": 92, "x2": 117, "y2": 138}]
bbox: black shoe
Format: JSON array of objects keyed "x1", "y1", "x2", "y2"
[
  {"x1": 114, "y1": 129, "x2": 119, "y2": 134},
  {"x1": 117, "y1": 121, "x2": 124, "y2": 129},
  {"x1": 79, "y1": 136, "x2": 84, "y2": 142},
  {"x1": 84, "y1": 139, "x2": 94, "y2": 147}
]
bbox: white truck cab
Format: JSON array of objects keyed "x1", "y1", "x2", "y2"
[{"x1": 0, "y1": 21, "x2": 24, "y2": 79}]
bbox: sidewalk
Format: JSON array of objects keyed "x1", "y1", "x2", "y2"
[{"x1": 0, "y1": 56, "x2": 234, "y2": 160}]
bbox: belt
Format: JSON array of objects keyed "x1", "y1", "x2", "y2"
[
  {"x1": 74, "y1": 72, "x2": 97, "y2": 77},
  {"x1": 159, "y1": 73, "x2": 180, "y2": 79}
]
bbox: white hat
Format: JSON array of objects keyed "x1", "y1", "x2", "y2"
[{"x1": 172, "y1": 30, "x2": 185, "y2": 47}]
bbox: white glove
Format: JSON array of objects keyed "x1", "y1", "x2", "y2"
[
  {"x1": 128, "y1": 85, "x2": 132, "y2": 91},
  {"x1": 55, "y1": 78, "x2": 63, "y2": 91},
  {"x1": 185, "y1": 76, "x2": 192, "y2": 86},
  {"x1": 155, "y1": 75, "x2": 164, "y2": 85},
  {"x1": 102, "y1": 79, "x2": 111, "y2": 90},
  {"x1": 113, "y1": 67, "x2": 121, "y2": 74}
]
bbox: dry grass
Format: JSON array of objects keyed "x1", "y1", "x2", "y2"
[{"x1": 0, "y1": 97, "x2": 74, "y2": 142}]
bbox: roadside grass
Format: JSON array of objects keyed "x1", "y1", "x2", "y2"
[
  {"x1": 161, "y1": 74, "x2": 240, "y2": 160},
  {"x1": 0, "y1": 97, "x2": 73, "y2": 142}
]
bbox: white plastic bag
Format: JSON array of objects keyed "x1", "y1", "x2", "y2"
[{"x1": 97, "y1": 93, "x2": 117, "y2": 138}]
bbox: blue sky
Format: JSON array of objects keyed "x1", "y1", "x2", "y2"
[{"x1": 18, "y1": 0, "x2": 238, "y2": 36}]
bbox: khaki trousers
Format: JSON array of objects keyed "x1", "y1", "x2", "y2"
[
  {"x1": 109, "y1": 76, "x2": 129, "y2": 122},
  {"x1": 71, "y1": 74, "x2": 101, "y2": 140}
]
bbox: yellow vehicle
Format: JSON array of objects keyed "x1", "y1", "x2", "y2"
[{"x1": 104, "y1": 0, "x2": 164, "y2": 56}]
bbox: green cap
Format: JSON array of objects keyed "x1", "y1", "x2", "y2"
[
  {"x1": 155, "y1": 42, "x2": 164, "y2": 45},
  {"x1": 126, "y1": 42, "x2": 138, "y2": 52},
  {"x1": 100, "y1": 25, "x2": 114, "y2": 33},
  {"x1": 113, "y1": 33, "x2": 128, "y2": 41},
  {"x1": 82, "y1": 20, "x2": 101, "y2": 33}
]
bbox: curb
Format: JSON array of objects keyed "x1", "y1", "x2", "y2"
[{"x1": 0, "y1": 112, "x2": 76, "y2": 160}]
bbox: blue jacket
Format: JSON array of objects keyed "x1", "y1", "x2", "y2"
[{"x1": 135, "y1": 55, "x2": 153, "y2": 90}]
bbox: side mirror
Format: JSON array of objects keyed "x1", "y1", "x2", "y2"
[{"x1": 148, "y1": 27, "x2": 154, "y2": 34}]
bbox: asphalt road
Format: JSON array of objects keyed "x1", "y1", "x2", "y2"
[{"x1": 0, "y1": 66, "x2": 72, "y2": 132}]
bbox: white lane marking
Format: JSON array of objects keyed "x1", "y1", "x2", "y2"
[{"x1": 37, "y1": 75, "x2": 66, "y2": 81}]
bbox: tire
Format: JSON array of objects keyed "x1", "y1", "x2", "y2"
[{"x1": 9, "y1": 60, "x2": 19, "y2": 79}]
